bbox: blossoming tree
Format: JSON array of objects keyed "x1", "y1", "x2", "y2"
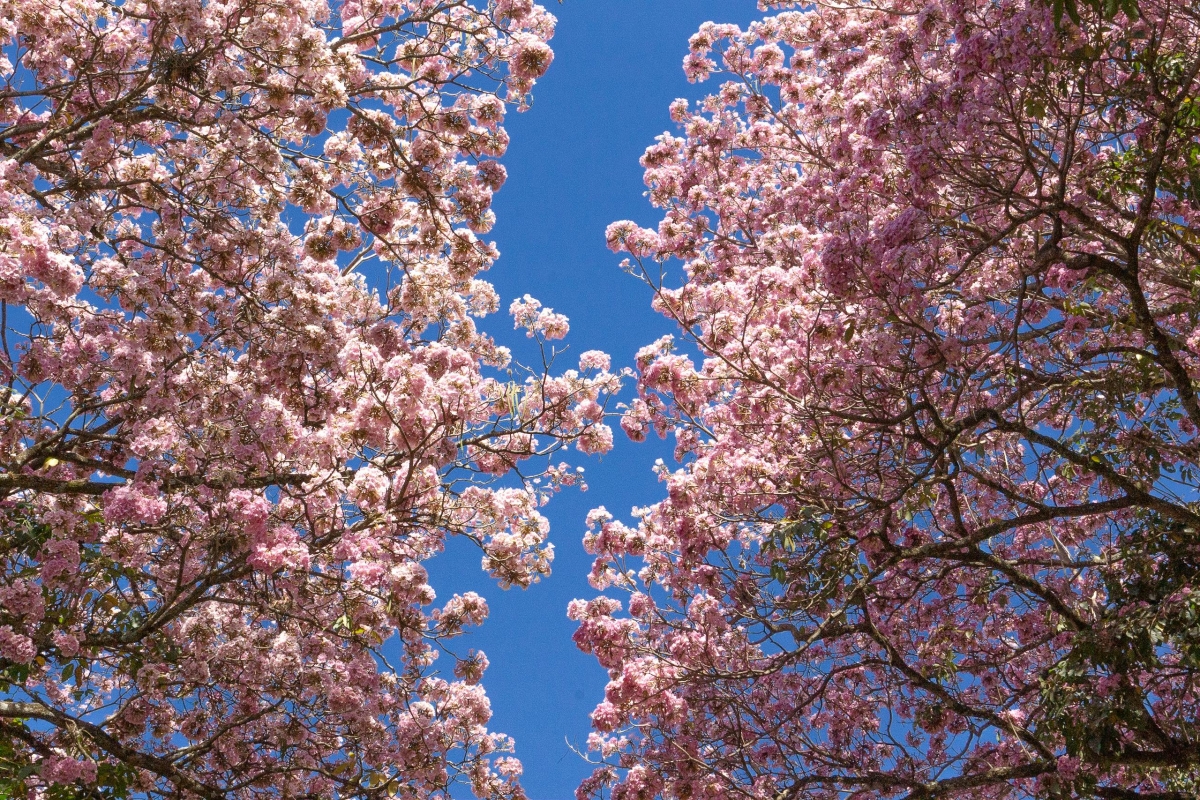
[
  {"x1": 0, "y1": 0, "x2": 618, "y2": 797},
  {"x1": 575, "y1": 0, "x2": 1200, "y2": 798}
]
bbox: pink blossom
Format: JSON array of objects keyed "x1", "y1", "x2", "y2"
[
  {"x1": 510, "y1": 293, "x2": 570, "y2": 339},
  {"x1": 509, "y1": 34, "x2": 554, "y2": 80},
  {"x1": 0, "y1": 626, "x2": 36, "y2": 664},
  {"x1": 40, "y1": 755, "x2": 97, "y2": 786}
]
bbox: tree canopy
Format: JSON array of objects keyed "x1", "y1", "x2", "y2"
[
  {"x1": 577, "y1": 0, "x2": 1200, "y2": 797},
  {"x1": 3, "y1": 0, "x2": 1200, "y2": 799},
  {"x1": 0, "y1": 0, "x2": 617, "y2": 797}
]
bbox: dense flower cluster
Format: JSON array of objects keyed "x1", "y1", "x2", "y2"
[
  {"x1": 577, "y1": 1, "x2": 1200, "y2": 798},
  {"x1": 0, "y1": 0, "x2": 617, "y2": 797}
]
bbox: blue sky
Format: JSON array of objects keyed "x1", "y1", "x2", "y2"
[{"x1": 424, "y1": 2, "x2": 760, "y2": 797}]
